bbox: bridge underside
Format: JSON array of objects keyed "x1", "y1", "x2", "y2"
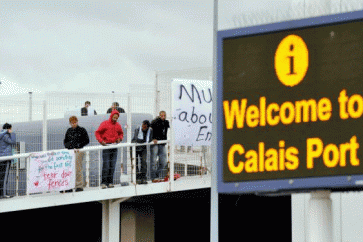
[{"x1": 0, "y1": 175, "x2": 211, "y2": 213}]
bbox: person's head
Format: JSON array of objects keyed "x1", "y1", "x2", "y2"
[
  {"x1": 112, "y1": 102, "x2": 119, "y2": 108},
  {"x1": 69, "y1": 116, "x2": 78, "y2": 129},
  {"x1": 159, "y1": 111, "x2": 166, "y2": 121},
  {"x1": 110, "y1": 110, "x2": 120, "y2": 123},
  {"x1": 2, "y1": 123, "x2": 11, "y2": 130},
  {"x1": 142, "y1": 120, "x2": 150, "y2": 131},
  {"x1": 85, "y1": 101, "x2": 91, "y2": 108}
]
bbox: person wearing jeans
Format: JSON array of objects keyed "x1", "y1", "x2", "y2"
[
  {"x1": 95, "y1": 110, "x2": 124, "y2": 188},
  {"x1": 150, "y1": 111, "x2": 170, "y2": 181},
  {"x1": 150, "y1": 144, "x2": 167, "y2": 179},
  {"x1": 0, "y1": 123, "x2": 16, "y2": 199},
  {"x1": 101, "y1": 148, "x2": 118, "y2": 187}
]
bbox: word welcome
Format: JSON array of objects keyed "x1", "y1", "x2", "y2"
[{"x1": 223, "y1": 89, "x2": 362, "y2": 129}]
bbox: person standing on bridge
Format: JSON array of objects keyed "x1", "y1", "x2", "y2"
[
  {"x1": 81, "y1": 101, "x2": 97, "y2": 116},
  {"x1": 95, "y1": 110, "x2": 123, "y2": 189},
  {"x1": 107, "y1": 102, "x2": 125, "y2": 114},
  {"x1": 63, "y1": 116, "x2": 90, "y2": 192},
  {"x1": 150, "y1": 111, "x2": 170, "y2": 181},
  {"x1": 0, "y1": 123, "x2": 16, "y2": 199},
  {"x1": 132, "y1": 120, "x2": 153, "y2": 185}
]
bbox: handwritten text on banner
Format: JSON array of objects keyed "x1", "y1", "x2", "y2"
[
  {"x1": 27, "y1": 150, "x2": 75, "y2": 193},
  {"x1": 172, "y1": 79, "x2": 212, "y2": 146}
]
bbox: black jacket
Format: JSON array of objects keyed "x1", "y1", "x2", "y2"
[
  {"x1": 81, "y1": 107, "x2": 97, "y2": 116},
  {"x1": 151, "y1": 118, "x2": 169, "y2": 141},
  {"x1": 64, "y1": 126, "x2": 90, "y2": 149},
  {"x1": 107, "y1": 107, "x2": 125, "y2": 114}
]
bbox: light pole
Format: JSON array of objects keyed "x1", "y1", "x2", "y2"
[{"x1": 29, "y1": 92, "x2": 33, "y2": 121}]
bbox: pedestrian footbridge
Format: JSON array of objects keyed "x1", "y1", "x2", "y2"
[{"x1": 0, "y1": 141, "x2": 211, "y2": 242}]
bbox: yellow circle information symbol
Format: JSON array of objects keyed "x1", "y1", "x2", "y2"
[{"x1": 274, "y1": 34, "x2": 309, "y2": 87}]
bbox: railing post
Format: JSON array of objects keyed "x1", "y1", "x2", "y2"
[
  {"x1": 85, "y1": 151, "x2": 90, "y2": 188},
  {"x1": 16, "y1": 155, "x2": 19, "y2": 197},
  {"x1": 170, "y1": 122, "x2": 175, "y2": 190},
  {"x1": 26, "y1": 156, "x2": 30, "y2": 197},
  {"x1": 99, "y1": 149, "x2": 102, "y2": 188},
  {"x1": 132, "y1": 145, "x2": 136, "y2": 185}
]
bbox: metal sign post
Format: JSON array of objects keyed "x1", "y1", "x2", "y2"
[{"x1": 211, "y1": 0, "x2": 218, "y2": 241}]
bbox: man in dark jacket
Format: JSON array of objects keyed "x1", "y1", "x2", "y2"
[
  {"x1": 0, "y1": 123, "x2": 16, "y2": 198},
  {"x1": 107, "y1": 102, "x2": 125, "y2": 114},
  {"x1": 132, "y1": 120, "x2": 153, "y2": 184},
  {"x1": 63, "y1": 116, "x2": 90, "y2": 192},
  {"x1": 150, "y1": 111, "x2": 170, "y2": 181},
  {"x1": 81, "y1": 101, "x2": 97, "y2": 116}
]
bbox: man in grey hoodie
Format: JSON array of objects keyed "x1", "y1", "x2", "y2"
[{"x1": 0, "y1": 123, "x2": 16, "y2": 198}]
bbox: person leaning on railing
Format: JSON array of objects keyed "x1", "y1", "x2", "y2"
[
  {"x1": 0, "y1": 123, "x2": 16, "y2": 199},
  {"x1": 131, "y1": 120, "x2": 153, "y2": 185},
  {"x1": 63, "y1": 116, "x2": 90, "y2": 192},
  {"x1": 150, "y1": 111, "x2": 170, "y2": 181},
  {"x1": 95, "y1": 110, "x2": 124, "y2": 189}
]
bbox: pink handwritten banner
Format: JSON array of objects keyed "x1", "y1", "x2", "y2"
[{"x1": 27, "y1": 150, "x2": 75, "y2": 194}]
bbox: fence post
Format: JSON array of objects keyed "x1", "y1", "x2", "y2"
[
  {"x1": 155, "y1": 71, "x2": 159, "y2": 118},
  {"x1": 127, "y1": 93, "x2": 132, "y2": 184},
  {"x1": 42, "y1": 100, "x2": 47, "y2": 151},
  {"x1": 29, "y1": 92, "x2": 32, "y2": 122}
]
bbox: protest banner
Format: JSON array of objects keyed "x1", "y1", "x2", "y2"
[
  {"x1": 172, "y1": 79, "x2": 212, "y2": 146},
  {"x1": 27, "y1": 150, "x2": 75, "y2": 193}
]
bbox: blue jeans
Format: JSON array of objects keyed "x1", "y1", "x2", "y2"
[
  {"x1": 101, "y1": 148, "x2": 118, "y2": 185},
  {"x1": 150, "y1": 144, "x2": 167, "y2": 179},
  {"x1": 0, "y1": 160, "x2": 10, "y2": 197}
]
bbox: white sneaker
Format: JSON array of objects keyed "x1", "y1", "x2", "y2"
[
  {"x1": 108, "y1": 184, "x2": 114, "y2": 188},
  {"x1": 101, "y1": 184, "x2": 107, "y2": 189}
]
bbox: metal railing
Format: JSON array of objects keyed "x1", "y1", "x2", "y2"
[{"x1": 0, "y1": 140, "x2": 210, "y2": 199}]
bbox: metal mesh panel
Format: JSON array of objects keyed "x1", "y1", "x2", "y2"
[
  {"x1": 45, "y1": 91, "x2": 128, "y2": 119},
  {"x1": 0, "y1": 94, "x2": 44, "y2": 124},
  {"x1": 129, "y1": 84, "x2": 155, "y2": 116},
  {"x1": 155, "y1": 67, "x2": 212, "y2": 117}
]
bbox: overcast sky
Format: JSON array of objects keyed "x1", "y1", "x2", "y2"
[{"x1": 0, "y1": 0, "x2": 297, "y2": 94}]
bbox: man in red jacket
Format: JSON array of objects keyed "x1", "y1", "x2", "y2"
[{"x1": 95, "y1": 110, "x2": 124, "y2": 188}]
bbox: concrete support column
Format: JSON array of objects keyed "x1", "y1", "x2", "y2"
[
  {"x1": 101, "y1": 198, "x2": 130, "y2": 242},
  {"x1": 307, "y1": 190, "x2": 333, "y2": 242},
  {"x1": 120, "y1": 204, "x2": 155, "y2": 242}
]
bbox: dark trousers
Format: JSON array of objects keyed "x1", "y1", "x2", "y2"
[
  {"x1": 0, "y1": 160, "x2": 11, "y2": 197},
  {"x1": 101, "y1": 148, "x2": 118, "y2": 186},
  {"x1": 136, "y1": 149, "x2": 147, "y2": 180}
]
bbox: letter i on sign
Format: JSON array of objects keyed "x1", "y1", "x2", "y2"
[
  {"x1": 275, "y1": 34, "x2": 309, "y2": 87},
  {"x1": 288, "y1": 44, "x2": 296, "y2": 75}
]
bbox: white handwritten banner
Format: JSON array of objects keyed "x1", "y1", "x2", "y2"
[
  {"x1": 172, "y1": 79, "x2": 212, "y2": 146},
  {"x1": 27, "y1": 150, "x2": 75, "y2": 194}
]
